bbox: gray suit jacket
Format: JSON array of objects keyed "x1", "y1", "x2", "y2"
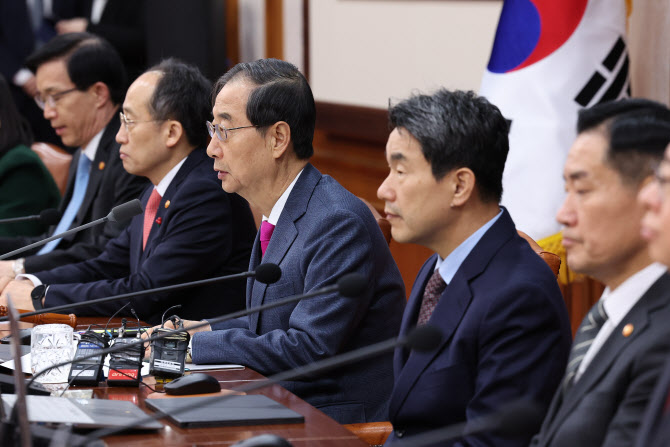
[
  {"x1": 531, "y1": 273, "x2": 670, "y2": 447},
  {"x1": 191, "y1": 163, "x2": 406, "y2": 424}
]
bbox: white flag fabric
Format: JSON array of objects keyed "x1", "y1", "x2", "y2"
[{"x1": 480, "y1": 0, "x2": 629, "y2": 239}]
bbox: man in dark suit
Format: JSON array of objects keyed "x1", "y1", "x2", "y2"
[
  {"x1": 162, "y1": 58, "x2": 406, "y2": 424},
  {"x1": 531, "y1": 99, "x2": 670, "y2": 447},
  {"x1": 0, "y1": 32, "x2": 147, "y2": 276},
  {"x1": 0, "y1": 59, "x2": 256, "y2": 325},
  {"x1": 632, "y1": 121, "x2": 670, "y2": 447},
  {"x1": 377, "y1": 89, "x2": 572, "y2": 447}
]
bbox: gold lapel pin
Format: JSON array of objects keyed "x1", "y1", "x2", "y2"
[
  {"x1": 98, "y1": 161, "x2": 105, "y2": 170},
  {"x1": 164, "y1": 200, "x2": 170, "y2": 209},
  {"x1": 622, "y1": 324, "x2": 634, "y2": 337}
]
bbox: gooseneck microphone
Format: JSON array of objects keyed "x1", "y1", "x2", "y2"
[
  {"x1": 81, "y1": 324, "x2": 443, "y2": 443},
  {"x1": 0, "y1": 199, "x2": 143, "y2": 260},
  {"x1": 0, "y1": 209, "x2": 61, "y2": 226},
  {"x1": 26, "y1": 272, "x2": 361, "y2": 387},
  {"x1": 391, "y1": 399, "x2": 544, "y2": 447},
  {"x1": 0, "y1": 263, "x2": 282, "y2": 322}
]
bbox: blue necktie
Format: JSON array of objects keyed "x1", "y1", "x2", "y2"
[{"x1": 38, "y1": 154, "x2": 92, "y2": 254}]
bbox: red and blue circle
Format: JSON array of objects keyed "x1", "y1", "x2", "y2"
[{"x1": 487, "y1": 0, "x2": 588, "y2": 73}]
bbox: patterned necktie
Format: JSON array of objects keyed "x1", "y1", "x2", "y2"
[
  {"x1": 562, "y1": 299, "x2": 608, "y2": 390},
  {"x1": 417, "y1": 269, "x2": 447, "y2": 325},
  {"x1": 260, "y1": 221, "x2": 275, "y2": 257},
  {"x1": 142, "y1": 189, "x2": 162, "y2": 250},
  {"x1": 38, "y1": 154, "x2": 91, "y2": 254}
]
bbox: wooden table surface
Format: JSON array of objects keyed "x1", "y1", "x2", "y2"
[{"x1": 0, "y1": 317, "x2": 367, "y2": 446}]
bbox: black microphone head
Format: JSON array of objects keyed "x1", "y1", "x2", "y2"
[
  {"x1": 255, "y1": 263, "x2": 281, "y2": 284},
  {"x1": 496, "y1": 400, "x2": 544, "y2": 438},
  {"x1": 107, "y1": 199, "x2": 143, "y2": 222},
  {"x1": 404, "y1": 325, "x2": 443, "y2": 353},
  {"x1": 39, "y1": 208, "x2": 61, "y2": 225},
  {"x1": 337, "y1": 273, "x2": 367, "y2": 298}
]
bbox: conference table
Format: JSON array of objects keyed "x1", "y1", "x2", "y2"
[{"x1": 1, "y1": 317, "x2": 368, "y2": 446}]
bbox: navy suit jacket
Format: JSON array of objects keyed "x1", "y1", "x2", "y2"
[
  {"x1": 191, "y1": 163, "x2": 406, "y2": 424},
  {"x1": 635, "y1": 355, "x2": 670, "y2": 447},
  {"x1": 35, "y1": 148, "x2": 256, "y2": 325},
  {"x1": 0, "y1": 115, "x2": 148, "y2": 272},
  {"x1": 386, "y1": 209, "x2": 572, "y2": 447},
  {"x1": 533, "y1": 273, "x2": 670, "y2": 447}
]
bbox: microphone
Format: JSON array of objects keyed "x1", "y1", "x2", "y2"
[
  {"x1": 0, "y1": 263, "x2": 282, "y2": 322},
  {"x1": 80, "y1": 324, "x2": 443, "y2": 443},
  {"x1": 0, "y1": 209, "x2": 61, "y2": 225},
  {"x1": 0, "y1": 199, "x2": 143, "y2": 260},
  {"x1": 25, "y1": 272, "x2": 362, "y2": 386},
  {"x1": 391, "y1": 399, "x2": 544, "y2": 447}
]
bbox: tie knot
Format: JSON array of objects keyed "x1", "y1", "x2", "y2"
[
  {"x1": 260, "y1": 221, "x2": 275, "y2": 243},
  {"x1": 146, "y1": 189, "x2": 162, "y2": 211},
  {"x1": 583, "y1": 299, "x2": 608, "y2": 331},
  {"x1": 425, "y1": 269, "x2": 447, "y2": 295}
]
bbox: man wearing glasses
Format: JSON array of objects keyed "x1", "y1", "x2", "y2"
[
  {"x1": 531, "y1": 99, "x2": 670, "y2": 447},
  {"x1": 0, "y1": 32, "x2": 146, "y2": 276},
  {"x1": 0, "y1": 58, "x2": 256, "y2": 324},
  {"x1": 163, "y1": 58, "x2": 406, "y2": 424}
]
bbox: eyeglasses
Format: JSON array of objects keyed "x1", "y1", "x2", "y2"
[
  {"x1": 34, "y1": 87, "x2": 79, "y2": 110},
  {"x1": 119, "y1": 112, "x2": 164, "y2": 132},
  {"x1": 206, "y1": 121, "x2": 258, "y2": 142}
]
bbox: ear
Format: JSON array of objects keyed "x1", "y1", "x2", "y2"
[
  {"x1": 90, "y1": 81, "x2": 111, "y2": 108},
  {"x1": 164, "y1": 120, "x2": 184, "y2": 148},
  {"x1": 451, "y1": 167, "x2": 476, "y2": 207},
  {"x1": 267, "y1": 121, "x2": 291, "y2": 159}
]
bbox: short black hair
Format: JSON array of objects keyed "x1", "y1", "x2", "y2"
[
  {"x1": 145, "y1": 59, "x2": 212, "y2": 148},
  {"x1": 0, "y1": 75, "x2": 33, "y2": 155},
  {"x1": 26, "y1": 32, "x2": 127, "y2": 105},
  {"x1": 577, "y1": 99, "x2": 670, "y2": 185},
  {"x1": 213, "y1": 58, "x2": 315, "y2": 159},
  {"x1": 388, "y1": 89, "x2": 509, "y2": 203}
]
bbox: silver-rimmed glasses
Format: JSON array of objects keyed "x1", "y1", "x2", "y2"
[{"x1": 206, "y1": 121, "x2": 258, "y2": 141}]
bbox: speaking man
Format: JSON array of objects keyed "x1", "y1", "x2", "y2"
[
  {"x1": 163, "y1": 58, "x2": 406, "y2": 424},
  {"x1": 0, "y1": 59, "x2": 256, "y2": 324}
]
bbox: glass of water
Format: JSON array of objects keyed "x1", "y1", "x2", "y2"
[{"x1": 30, "y1": 324, "x2": 75, "y2": 383}]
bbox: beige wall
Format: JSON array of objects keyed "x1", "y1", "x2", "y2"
[{"x1": 308, "y1": 0, "x2": 502, "y2": 108}]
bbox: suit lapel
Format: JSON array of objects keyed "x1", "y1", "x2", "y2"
[
  {"x1": 389, "y1": 208, "x2": 516, "y2": 420},
  {"x1": 543, "y1": 274, "x2": 670, "y2": 443},
  {"x1": 248, "y1": 164, "x2": 319, "y2": 333},
  {"x1": 74, "y1": 117, "x2": 119, "y2": 226}
]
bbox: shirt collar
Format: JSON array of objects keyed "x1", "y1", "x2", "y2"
[
  {"x1": 600, "y1": 263, "x2": 667, "y2": 325},
  {"x1": 81, "y1": 129, "x2": 104, "y2": 162},
  {"x1": 263, "y1": 169, "x2": 304, "y2": 226},
  {"x1": 153, "y1": 156, "x2": 187, "y2": 197},
  {"x1": 435, "y1": 209, "x2": 503, "y2": 284}
]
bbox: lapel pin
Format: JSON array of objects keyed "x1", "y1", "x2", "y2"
[
  {"x1": 155, "y1": 217, "x2": 162, "y2": 225},
  {"x1": 164, "y1": 200, "x2": 170, "y2": 209},
  {"x1": 622, "y1": 323, "x2": 634, "y2": 337},
  {"x1": 98, "y1": 161, "x2": 105, "y2": 170}
]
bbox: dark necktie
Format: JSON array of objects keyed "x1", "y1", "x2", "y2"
[
  {"x1": 260, "y1": 221, "x2": 275, "y2": 257},
  {"x1": 142, "y1": 189, "x2": 162, "y2": 250},
  {"x1": 562, "y1": 299, "x2": 608, "y2": 390},
  {"x1": 417, "y1": 269, "x2": 447, "y2": 326}
]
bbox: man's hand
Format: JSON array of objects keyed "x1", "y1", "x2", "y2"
[
  {"x1": 0, "y1": 261, "x2": 15, "y2": 280},
  {"x1": 141, "y1": 319, "x2": 211, "y2": 360},
  {"x1": 0, "y1": 279, "x2": 35, "y2": 310},
  {"x1": 55, "y1": 18, "x2": 88, "y2": 34}
]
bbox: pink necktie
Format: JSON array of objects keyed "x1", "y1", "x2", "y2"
[
  {"x1": 260, "y1": 221, "x2": 275, "y2": 257},
  {"x1": 142, "y1": 189, "x2": 161, "y2": 250}
]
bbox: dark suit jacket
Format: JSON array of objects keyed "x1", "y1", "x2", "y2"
[
  {"x1": 386, "y1": 209, "x2": 572, "y2": 447},
  {"x1": 635, "y1": 355, "x2": 670, "y2": 447},
  {"x1": 34, "y1": 148, "x2": 256, "y2": 325},
  {"x1": 0, "y1": 115, "x2": 148, "y2": 272},
  {"x1": 191, "y1": 163, "x2": 406, "y2": 424},
  {"x1": 532, "y1": 273, "x2": 670, "y2": 447}
]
